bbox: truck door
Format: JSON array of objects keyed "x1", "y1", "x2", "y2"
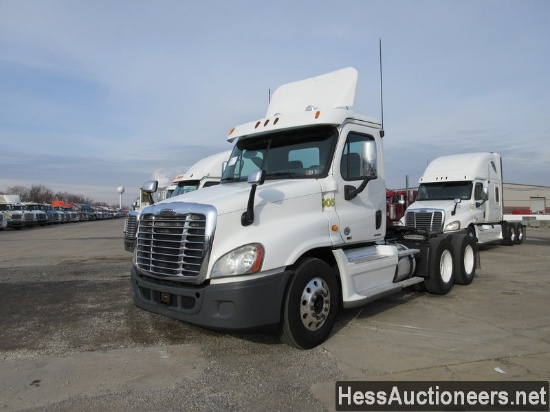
[
  {"x1": 485, "y1": 181, "x2": 503, "y2": 222},
  {"x1": 333, "y1": 128, "x2": 385, "y2": 244}
]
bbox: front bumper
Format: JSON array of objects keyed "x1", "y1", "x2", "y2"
[
  {"x1": 7, "y1": 220, "x2": 25, "y2": 228},
  {"x1": 131, "y1": 265, "x2": 292, "y2": 330}
]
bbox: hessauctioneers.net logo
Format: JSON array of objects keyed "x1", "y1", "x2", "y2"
[{"x1": 335, "y1": 381, "x2": 549, "y2": 411}]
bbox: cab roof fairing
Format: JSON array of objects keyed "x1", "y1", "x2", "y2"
[{"x1": 226, "y1": 67, "x2": 380, "y2": 142}]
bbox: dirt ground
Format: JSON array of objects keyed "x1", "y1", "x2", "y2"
[{"x1": 1, "y1": 220, "x2": 548, "y2": 411}]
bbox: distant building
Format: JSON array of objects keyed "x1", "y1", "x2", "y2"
[{"x1": 504, "y1": 183, "x2": 550, "y2": 214}]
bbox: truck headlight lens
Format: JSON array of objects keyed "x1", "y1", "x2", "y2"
[
  {"x1": 212, "y1": 243, "x2": 264, "y2": 278},
  {"x1": 444, "y1": 220, "x2": 461, "y2": 231}
]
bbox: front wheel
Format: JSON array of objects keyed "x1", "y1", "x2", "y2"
[
  {"x1": 424, "y1": 237, "x2": 455, "y2": 295},
  {"x1": 280, "y1": 258, "x2": 339, "y2": 349}
]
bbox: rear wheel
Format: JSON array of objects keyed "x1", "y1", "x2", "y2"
[
  {"x1": 501, "y1": 223, "x2": 516, "y2": 246},
  {"x1": 514, "y1": 223, "x2": 525, "y2": 245},
  {"x1": 280, "y1": 258, "x2": 339, "y2": 349},
  {"x1": 452, "y1": 234, "x2": 477, "y2": 285},
  {"x1": 424, "y1": 237, "x2": 455, "y2": 295}
]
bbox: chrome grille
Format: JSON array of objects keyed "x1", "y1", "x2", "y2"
[
  {"x1": 136, "y1": 213, "x2": 207, "y2": 278},
  {"x1": 405, "y1": 210, "x2": 444, "y2": 233},
  {"x1": 124, "y1": 214, "x2": 138, "y2": 239}
]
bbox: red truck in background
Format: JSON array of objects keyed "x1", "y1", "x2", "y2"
[{"x1": 386, "y1": 188, "x2": 417, "y2": 227}]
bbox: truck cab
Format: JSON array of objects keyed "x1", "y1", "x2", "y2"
[
  {"x1": 124, "y1": 151, "x2": 231, "y2": 252},
  {"x1": 24, "y1": 203, "x2": 49, "y2": 226},
  {"x1": 403, "y1": 152, "x2": 523, "y2": 245},
  {"x1": 130, "y1": 68, "x2": 478, "y2": 348}
]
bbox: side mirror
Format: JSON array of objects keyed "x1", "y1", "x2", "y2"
[
  {"x1": 242, "y1": 170, "x2": 266, "y2": 226},
  {"x1": 361, "y1": 140, "x2": 378, "y2": 178},
  {"x1": 452, "y1": 198, "x2": 461, "y2": 216},
  {"x1": 247, "y1": 169, "x2": 266, "y2": 185},
  {"x1": 344, "y1": 141, "x2": 378, "y2": 201},
  {"x1": 142, "y1": 180, "x2": 158, "y2": 193}
]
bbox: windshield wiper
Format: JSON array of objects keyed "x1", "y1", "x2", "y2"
[
  {"x1": 265, "y1": 172, "x2": 297, "y2": 179},
  {"x1": 221, "y1": 177, "x2": 240, "y2": 183}
]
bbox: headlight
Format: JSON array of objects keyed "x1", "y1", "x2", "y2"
[
  {"x1": 444, "y1": 220, "x2": 461, "y2": 231},
  {"x1": 212, "y1": 243, "x2": 264, "y2": 278}
]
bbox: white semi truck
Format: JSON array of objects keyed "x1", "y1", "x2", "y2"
[
  {"x1": 130, "y1": 68, "x2": 479, "y2": 349},
  {"x1": 0, "y1": 195, "x2": 36, "y2": 229},
  {"x1": 124, "y1": 151, "x2": 230, "y2": 252},
  {"x1": 403, "y1": 152, "x2": 525, "y2": 246}
]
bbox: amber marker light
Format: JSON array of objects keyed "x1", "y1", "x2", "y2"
[
  {"x1": 315, "y1": 111, "x2": 321, "y2": 119},
  {"x1": 274, "y1": 117, "x2": 279, "y2": 125},
  {"x1": 331, "y1": 225, "x2": 339, "y2": 232},
  {"x1": 264, "y1": 119, "x2": 269, "y2": 126},
  {"x1": 229, "y1": 127, "x2": 235, "y2": 135},
  {"x1": 255, "y1": 121, "x2": 261, "y2": 129}
]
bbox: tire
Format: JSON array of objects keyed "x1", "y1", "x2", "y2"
[
  {"x1": 280, "y1": 258, "x2": 339, "y2": 349},
  {"x1": 452, "y1": 234, "x2": 477, "y2": 285},
  {"x1": 514, "y1": 223, "x2": 525, "y2": 245},
  {"x1": 501, "y1": 223, "x2": 516, "y2": 246},
  {"x1": 424, "y1": 237, "x2": 455, "y2": 295}
]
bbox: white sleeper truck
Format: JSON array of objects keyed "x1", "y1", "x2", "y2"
[
  {"x1": 130, "y1": 68, "x2": 479, "y2": 349},
  {"x1": 124, "y1": 151, "x2": 230, "y2": 252},
  {"x1": 403, "y1": 152, "x2": 525, "y2": 246}
]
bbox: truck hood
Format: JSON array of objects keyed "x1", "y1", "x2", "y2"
[
  {"x1": 155, "y1": 179, "x2": 322, "y2": 215},
  {"x1": 407, "y1": 199, "x2": 457, "y2": 212}
]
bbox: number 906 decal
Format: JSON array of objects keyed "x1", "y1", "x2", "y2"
[{"x1": 322, "y1": 198, "x2": 335, "y2": 208}]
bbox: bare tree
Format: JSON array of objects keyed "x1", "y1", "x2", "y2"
[
  {"x1": 5, "y1": 186, "x2": 30, "y2": 201},
  {"x1": 2, "y1": 184, "x2": 97, "y2": 205},
  {"x1": 28, "y1": 184, "x2": 55, "y2": 203}
]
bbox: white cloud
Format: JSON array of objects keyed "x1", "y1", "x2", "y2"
[{"x1": 0, "y1": 0, "x2": 549, "y2": 203}]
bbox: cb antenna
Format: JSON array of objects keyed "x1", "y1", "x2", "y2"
[{"x1": 379, "y1": 38, "x2": 385, "y2": 137}]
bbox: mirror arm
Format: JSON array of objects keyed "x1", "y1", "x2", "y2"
[
  {"x1": 344, "y1": 175, "x2": 377, "y2": 201},
  {"x1": 451, "y1": 199, "x2": 461, "y2": 216},
  {"x1": 475, "y1": 199, "x2": 486, "y2": 208},
  {"x1": 241, "y1": 185, "x2": 258, "y2": 226},
  {"x1": 241, "y1": 170, "x2": 266, "y2": 226}
]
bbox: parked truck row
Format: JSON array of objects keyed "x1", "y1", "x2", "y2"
[
  {"x1": 0, "y1": 194, "x2": 123, "y2": 230},
  {"x1": 127, "y1": 68, "x2": 524, "y2": 349}
]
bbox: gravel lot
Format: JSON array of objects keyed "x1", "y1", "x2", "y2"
[{"x1": 1, "y1": 219, "x2": 549, "y2": 411}]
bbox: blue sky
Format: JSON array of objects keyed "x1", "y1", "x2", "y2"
[{"x1": 1, "y1": 0, "x2": 549, "y2": 206}]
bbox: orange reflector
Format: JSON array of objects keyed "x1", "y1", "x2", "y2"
[
  {"x1": 229, "y1": 127, "x2": 235, "y2": 135},
  {"x1": 315, "y1": 111, "x2": 321, "y2": 119},
  {"x1": 331, "y1": 225, "x2": 339, "y2": 232}
]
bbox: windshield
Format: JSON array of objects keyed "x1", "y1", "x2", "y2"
[
  {"x1": 222, "y1": 125, "x2": 338, "y2": 183},
  {"x1": 172, "y1": 180, "x2": 201, "y2": 197},
  {"x1": 0, "y1": 204, "x2": 13, "y2": 211},
  {"x1": 417, "y1": 182, "x2": 473, "y2": 201}
]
